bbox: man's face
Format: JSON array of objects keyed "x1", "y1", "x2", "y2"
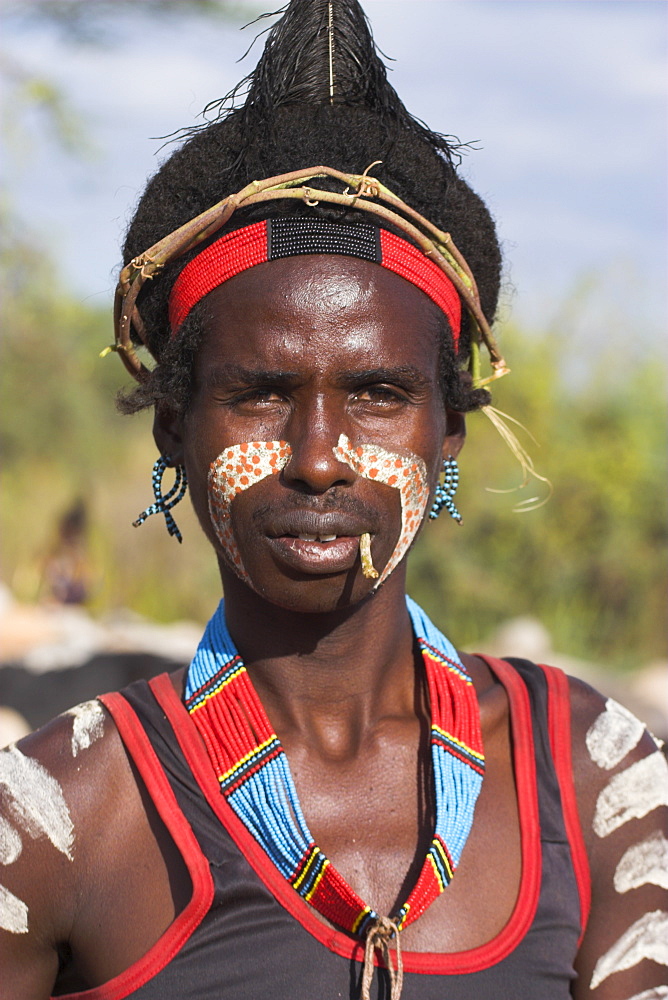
[{"x1": 174, "y1": 253, "x2": 460, "y2": 612}]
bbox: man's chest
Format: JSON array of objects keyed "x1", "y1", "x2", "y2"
[{"x1": 59, "y1": 687, "x2": 521, "y2": 989}]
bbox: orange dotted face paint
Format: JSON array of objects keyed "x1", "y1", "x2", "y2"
[
  {"x1": 208, "y1": 440, "x2": 292, "y2": 581},
  {"x1": 333, "y1": 434, "x2": 430, "y2": 586},
  {"x1": 208, "y1": 435, "x2": 429, "y2": 589}
]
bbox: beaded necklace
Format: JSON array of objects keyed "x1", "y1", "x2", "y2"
[{"x1": 184, "y1": 596, "x2": 485, "y2": 938}]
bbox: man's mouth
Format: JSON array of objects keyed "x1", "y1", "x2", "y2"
[
  {"x1": 295, "y1": 533, "x2": 338, "y2": 542},
  {"x1": 266, "y1": 510, "x2": 375, "y2": 541}
]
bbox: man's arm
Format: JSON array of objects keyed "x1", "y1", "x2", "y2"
[
  {"x1": 570, "y1": 678, "x2": 668, "y2": 999},
  {"x1": 0, "y1": 710, "x2": 92, "y2": 998}
]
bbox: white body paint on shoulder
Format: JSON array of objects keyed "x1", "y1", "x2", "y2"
[
  {"x1": 590, "y1": 910, "x2": 668, "y2": 990},
  {"x1": 66, "y1": 700, "x2": 105, "y2": 757},
  {"x1": 615, "y1": 833, "x2": 668, "y2": 893},
  {"x1": 594, "y1": 751, "x2": 668, "y2": 839},
  {"x1": 0, "y1": 882, "x2": 28, "y2": 934},
  {"x1": 0, "y1": 814, "x2": 22, "y2": 865},
  {"x1": 0, "y1": 745, "x2": 74, "y2": 859},
  {"x1": 586, "y1": 698, "x2": 645, "y2": 770},
  {"x1": 626, "y1": 987, "x2": 668, "y2": 1000}
]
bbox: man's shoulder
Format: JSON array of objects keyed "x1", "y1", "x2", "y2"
[
  {"x1": 562, "y1": 673, "x2": 666, "y2": 857},
  {"x1": 0, "y1": 700, "x2": 139, "y2": 941},
  {"x1": 565, "y1": 672, "x2": 662, "y2": 774},
  {"x1": 2, "y1": 696, "x2": 128, "y2": 809}
]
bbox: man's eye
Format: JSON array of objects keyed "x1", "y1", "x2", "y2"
[
  {"x1": 233, "y1": 389, "x2": 284, "y2": 406},
  {"x1": 353, "y1": 386, "x2": 405, "y2": 404}
]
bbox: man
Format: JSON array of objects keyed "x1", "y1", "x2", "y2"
[{"x1": 1, "y1": 2, "x2": 666, "y2": 997}]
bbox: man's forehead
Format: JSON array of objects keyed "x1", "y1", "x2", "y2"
[
  {"x1": 207, "y1": 253, "x2": 443, "y2": 325},
  {"x1": 201, "y1": 257, "x2": 443, "y2": 371}
]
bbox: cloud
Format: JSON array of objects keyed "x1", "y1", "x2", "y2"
[{"x1": 2, "y1": 1, "x2": 665, "y2": 334}]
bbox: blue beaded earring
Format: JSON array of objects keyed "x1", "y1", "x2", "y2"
[
  {"x1": 429, "y1": 456, "x2": 462, "y2": 523},
  {"x1": 133, "y1": 456, "x2": 188, "y2": 543}
]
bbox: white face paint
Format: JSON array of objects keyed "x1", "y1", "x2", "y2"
[
  {"x1": 0, "y1": 745, "x2": 74, "y2": 859},
  {"x1": 208, "y1": 436, "x2": 430, "y2": 588},
  {"x1": 594, "y1": 751, "x2": 668, "y2": 839},
  {"x1": 208, "y1": 440, "x2": 292, "y2": 582},
  {"x1": 333, "y1": 434, "x2": 430, "y2": 586},
  {"x1": 66, "y1": 700, "x2": 105, "y2": 757},
  {"x1": 0, "y1": 814, "x2": 22, "y2": 865},
  {"x1": 586, "y1": 698, "x2": 645, "y2": 770},
  {"x1": 626, "y1": 988, "x2": 668, "y2": 1000},
  {"x1": 0, "y1": 883, "x2": 28, "y2": 934},
  {"x1": 590, "y1": 910, "x2": 668, "y2": 990},
  {"x1": 614, "y1": 833, "x2": 668, "y2": 894}
]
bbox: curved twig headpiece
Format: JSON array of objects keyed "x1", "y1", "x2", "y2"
[{"x1": 112, "y1": 164, "x2": 510, "y2": 388}]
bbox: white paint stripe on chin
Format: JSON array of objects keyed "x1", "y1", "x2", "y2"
[
  {"x1": 615, "y1": 833, "x2": 668, "y2": 893},
  {"x1": 0, "y1": 882, "x2": 28, "y2": 934},
  {"x1": 594, "y1": 751, "x2": 668, "y2": 839},
  {"x1": 65, "y1": 700, "x2": 105, "y2": 757},
  {"x1": 625, "y1": 988, "x2": 668, "y2": 1000},
  {"x1": 590, "y1": 910, "x2": 668, "y2": 991},
  {"x1": 586, "y1": 698, "x2": 645, "y2": 770},
  {"x1": 0, "y1": 745, "x2": 74, "y2": 860}
]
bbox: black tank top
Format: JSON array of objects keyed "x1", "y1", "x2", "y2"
[{"x1": 55, "y1": 657, "x2": 589, "y2": 999}]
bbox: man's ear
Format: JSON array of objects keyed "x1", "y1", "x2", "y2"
[
  {"x1": 442, "y1": 407, "x2": 466, "y2": 461},
  {"x1": 153, "y1": 404, "x2": 185, "y2": 466}
]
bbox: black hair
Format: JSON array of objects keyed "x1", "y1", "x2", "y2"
[{"x1": 119, "y1": 0, "x2": 501, "y2": 415}]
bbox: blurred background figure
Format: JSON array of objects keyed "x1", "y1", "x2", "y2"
[{"x1": 41, "y1": 498, "x2": 91, "y2": 606}]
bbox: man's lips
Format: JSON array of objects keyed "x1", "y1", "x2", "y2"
[
  {"x1": 263, "y1": 511, "x2": 376, "y2": 576},
  {"x1": 265, "y1": 535, "x2": 363, "y2": 575},
  {"x1": 265, "y1": 510, "x2": 375, "y2": 541}
]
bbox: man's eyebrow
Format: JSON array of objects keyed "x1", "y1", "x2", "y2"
[
  {"x1": 335, "y1": 367, "x2": 433, "y2": 390},
  {"x1": 202, "y1": 364, "x2": 433, "y2": 391},
  {"x1": 204, "y1": 364, "x2": 300, "y2": 387}
]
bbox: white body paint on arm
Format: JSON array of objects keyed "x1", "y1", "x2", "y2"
[
  {"x1": 586, "y1": 698, "x2": 645, "y2": 770},
  {"x1": 615, "y1": 833, "x2": 668, "y2": 893},
  {"x1": 66, "y1": 700, "x2": 105, "y2": 757},
  {"x1": 0, "y1": 743, "x2": 76, "y2": 935},
  {"x1": 594, "y1": 752, "x2": 668, "y2": 839},
  {"x1": 0, "y1": 746, "x2": 74, "y2": 859},
  {"x1": 625, "y1": 987, "x2": 668, "y2": 999},
  {"x1": 590, "y1": 910, "x2": 668, "y2": 990},
  {"x1": 0, "y1": 815, "x2": 22, "y2": 865},
  {"x1": 0, "y1": 883, "x2": 28, "y2": 934}
]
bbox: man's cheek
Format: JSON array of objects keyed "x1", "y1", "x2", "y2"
[
  {"x1": 333, "y1": 434, "x2": 430, "y2": 585},
  {"x1": 208, "y1": 440, "x2": 292, "y2": 580}
]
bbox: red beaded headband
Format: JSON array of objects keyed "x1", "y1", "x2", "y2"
[
  {"x1": 168, "y1": 217, "x2": 462, "y2": 347},
  {"x1": 112, "y1": 166, "x2": 509, "y2": 387}
]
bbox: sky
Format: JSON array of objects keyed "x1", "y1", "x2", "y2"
[{"x1": 2, "y1": 0, "x2": 666, "y2": 344}]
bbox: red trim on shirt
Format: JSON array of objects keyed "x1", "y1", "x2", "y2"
[
  {"x1": 149, "y1": 658, "x2": 541, "y2": 975},
  {"x1": 539, "y1": 663, "x2": 591, "y2": 943},
  {"x1": 53, "y1": 691, "x2": 214, "y2": 1000}
]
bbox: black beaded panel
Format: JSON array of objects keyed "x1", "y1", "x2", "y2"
[{"x1": 267, "y1": 218, "x2": 381, "y2": 263}]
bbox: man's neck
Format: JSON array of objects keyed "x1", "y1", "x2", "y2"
[{"x1": 218, "y1": 568, "x2": 419, "y2": 747}]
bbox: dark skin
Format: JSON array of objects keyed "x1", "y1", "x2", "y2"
[{"x1": 1, "y1": 257, "x2": 665, "y2": 998}]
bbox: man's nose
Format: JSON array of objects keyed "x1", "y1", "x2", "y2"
[{"x1": 282, "y1": 401, "x2": 355, "y2": 494}]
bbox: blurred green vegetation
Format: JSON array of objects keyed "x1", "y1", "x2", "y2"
[
  {"x1": 1, "y1": 222, "x2": 666, "y2": 671},
  {"x1": 408, "y1": 313, "x2": 667, "y2": 672}
]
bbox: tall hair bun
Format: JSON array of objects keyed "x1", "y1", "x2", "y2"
[
  {"x1": 120, "y1": 0, "x2": 502, "y2": 416},
  {"x1": 216, "y1": 0, "x2": 462, "y2": 167}
]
